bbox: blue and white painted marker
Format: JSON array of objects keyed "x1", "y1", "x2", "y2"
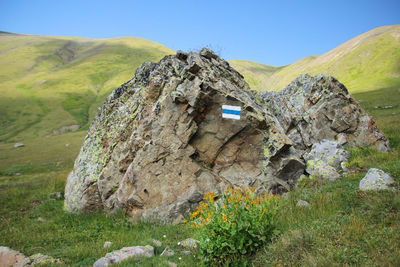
[{"x1": 222, "y1": 104, "x2": 241, "y2": 120}]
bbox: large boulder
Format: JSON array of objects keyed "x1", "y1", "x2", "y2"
[{"x1": 64, "y1": 48, "x2": 390, "y2": 222}]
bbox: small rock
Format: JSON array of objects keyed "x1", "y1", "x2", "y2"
[
  {"x1": 103, "y1": 241, "x2": 112, "y2": 249},
  {"x1": 14, "y1": 143, "x2": 24, "y2": 148},
  {"x1": 49, "y1": 192, "x2": 64, "y2": 200},
  {"x1": 151, "y1": 239, "x2": 162, "y2": 247},
  {"x1": 341, "y1": 162, "x2": 348, "y2": 172},
  {"x1": 0, "y1": 246, "x2": 27, "y2": 267},
  {"x1": 65, "y1": 144, "x2": 70, "y2": 147},
  {"x1": 296, "y1": 200, "x2": 311, "y2": 207},
  {"x1": 14, "y1": 173, "x2": 21, "y2": 176},
  {"x1": 160, "y1": 246, "x2": 174, "y2": 256},
  {"x1": 24, "y1": 253, "x2": 62, "y2": 265},
  {"x1": 172, "y1": 214, "x2": 185, "y2": 225},
  {"x1": 167, "y1": 261, "x2": 178, "y2": 267},
  {"x1": 37, "y1": 217, "x2": 46, "y2": 222},
  {"x1": 359, "y1": 168, "x2": 395, "y2": 191},
  {"x1": 336, "y1": 133, "x2": 347, "y2": 145},
  {"x1": 180, "y1": 250, "x2": 192, "y2": 255},
  {"x1": 93, "y1": 245, "x2": 154, "y2": 267},
  {"x1": 177, "y1": 238, "x2": 200, "y2": 249}
]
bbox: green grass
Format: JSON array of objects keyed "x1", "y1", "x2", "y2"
[{"x1": 0, "y1": 171, "x2": 199, "y2": 266}]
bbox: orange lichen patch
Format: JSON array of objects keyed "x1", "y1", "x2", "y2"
[{"x1": 184, "y1": 103, "x2": 189, "y2": 111}]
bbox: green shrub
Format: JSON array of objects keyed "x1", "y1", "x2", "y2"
[{"x1": 188, "y1": 186, "x2": 280, "y2": 265}]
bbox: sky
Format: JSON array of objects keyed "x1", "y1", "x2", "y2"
[{"x1": 0, "y1": 0, "x2": 399, "y2": 66}]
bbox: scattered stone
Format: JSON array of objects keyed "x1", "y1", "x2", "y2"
[
  {"x1": 0, "y1": 246, "x2": 26, "y2": 267},
  {"x1": 151, "y1": 239, "x2": 162, "y2": 247},
  {"x1": 359, "y1": 168, "x2": 395, "y2": 191},
  {"x1": 64, "y1": 49, "x2": 391, "y2": 221},
  {"x1": 37, "y1": 217, "x2": 46, "y2": 222},
  {"x1": 24, "y1": 253, "x2": 62, "y2": 265},
  {"x1": 65, "y1": 144, "x2": 70, "y2": 147},
  {"x1": 172, "y1": 214, "x2": 185, "y2": 225},
  {"x1": 14, "y1": 143, "x2": 24, "y2": 148},
  {"x1": 336, "y1": 133, "x2": 347, "y2": 145},
  {"x1": 304, "y1": 140, "x2": 349, "y2": 181},
  {"x1": 167, "y1": 261, "x2": 178, "y2": 267},
  {"x1": 14, "y1": 173, "x2": 21, "y2": 176},
  {"x1": 296, "y1": 200, "x2": 311, "y2": 207},
  {"x1": 160, "y1": 246, "x2": 174, "y2": 256},
  {"x1": 52, "y1": 124, "x2": 81, "y2": 135},
  {"x1": 341, "y1": 162, "x2": 348, "y2": 172},
  {"x1": 93, "y1": 245, "x2": 154, "y2": 267},
  {"x1": 49, "y1": 192, "x2": 64, "y2": 200},
  {"x1": 177, "y1": 238, "x2": 200, "y2": 249},
  {"x1": 179, "y1": 250, "x2": 192, "y2": 255},
  {"x1": 103, "y1": 241, "x2": 112, "y2": 249}
]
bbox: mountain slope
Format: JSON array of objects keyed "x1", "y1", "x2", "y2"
[
  {"x1": 0, "y1": 33, "x2": 173, "y2": 142},
  {"x1": 230, "y1": 25, "x2": 400, "y2": 93}
]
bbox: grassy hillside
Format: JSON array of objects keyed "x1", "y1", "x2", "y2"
[
  {"x1": 0, "y1": 33, "x2": 173, "y2": 143},
  {"x1": 230, "y1": 25, "x2": 400, "y2": 93}
]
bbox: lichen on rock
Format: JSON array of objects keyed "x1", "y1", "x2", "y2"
[{"x1": 64, "y1": 48, "x2": 390, "y2": 222}]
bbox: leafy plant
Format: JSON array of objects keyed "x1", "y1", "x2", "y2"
[{"x1": 187, "y1": 186, "x2": 280, "y2": 265}]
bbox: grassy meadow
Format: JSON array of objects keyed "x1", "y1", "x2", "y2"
[{"x1": 0, "y1": 27, "x2": 400, "y2": 266}]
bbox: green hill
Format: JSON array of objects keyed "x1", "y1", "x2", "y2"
[
  {"x1": 0, "y1": 33, "x2": 173, "y2": 143},
  {"x1": 230, "y1": 25, "x2": 400, "y2": 93}
]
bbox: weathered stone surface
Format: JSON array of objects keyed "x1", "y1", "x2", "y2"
[
  {"x1": 23, "y1": 253, "x2": 62, "y2": 266},
  {"x1": 93, "y1": 245, "x2": 154, "y2": 267},
  {"x1": 103, "y1": 241, "x2": 112, "y2": 249},
  {"x1": 13, "y1": 143, "x2": 24, "y2": 148},
  {"x1": 64, "y1": 48, "x2": 390, "y2": 222},
  {"x1": 296, "y1": 199, "x2": 311, "y2": 207},
  {"x1": 151, "y1": 239, "x2": 162, "y2": 247},
  {"x1": 160, "y1": 246, "x2": 174, "y2": 256},
  {"x1": 177, "y1": 238, "x2": 200, "y2": 249},
  {"x1": 304, "y1": 140, "x2": 349, "y2": 180},
  {"x1": 52, "y1": 124, "x2": 81, "y2": 135},
  {"x1": 359, "y1": 168, "x2": 395, "y2": 191},
  {"x1": 0, "y1": 246, "x2": 26, "y2": 267}
]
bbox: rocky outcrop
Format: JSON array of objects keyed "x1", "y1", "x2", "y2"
[{"x1": 64, "y1": 48, "x2": 390, "y2": 222}]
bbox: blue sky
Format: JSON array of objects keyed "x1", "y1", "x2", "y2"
[{"x1": 1, "y1": 0, "x2": 399, "y2": 66}]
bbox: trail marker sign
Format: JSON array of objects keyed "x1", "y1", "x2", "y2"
[{"x1": 222, "y1": 105, "x2": 241, "y2": 120}]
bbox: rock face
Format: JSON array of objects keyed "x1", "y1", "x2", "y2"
[
  {"x1": 359, "y1": 168, "x2": 395, "y2": 191},
  {"x1": 304, "y1": 140, "x2": 349, "y2": 180},
  {"x1": 0, "y1": 246, "x2": 26, "y2": 267},
  {"x1": 64, "y1": 48, "x2": 390, "y2": 222}
]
